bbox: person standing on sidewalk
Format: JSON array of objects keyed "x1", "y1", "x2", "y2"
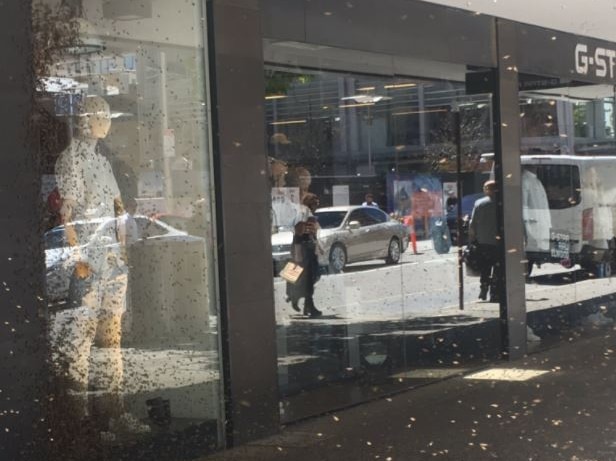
[
  {"x1": 362, "y1": 193, "x2": 379, "y2": 208},
  {"x1": 286, "y1": 193, "x2": 323, "y2": 317},
  {"x1": 468, "y1": 180, "x2": 501, "y2": 302}
]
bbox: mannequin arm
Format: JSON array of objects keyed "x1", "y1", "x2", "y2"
[
  {"x1": 59, "y1": 200, "x2": 78, "y2": 247},
  {"x1": 114, "y1": 197, "x2": 124, "y2": 217},
  {"x1": 59, "y1": 199, "x2": 91, "y2": 278}
]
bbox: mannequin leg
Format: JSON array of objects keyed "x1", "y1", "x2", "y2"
[{"x1": 91, "y1": 265, "x2": 127, "y2": 424}]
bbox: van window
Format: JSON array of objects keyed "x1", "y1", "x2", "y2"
[{"x1": 534, "y1": 165, "x2": 581, "y2": 209}]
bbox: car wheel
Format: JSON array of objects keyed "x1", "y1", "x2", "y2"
[
  {"x1": 385, "y1": 237, "x2": 401, "y2": 265},
  {"x1": 329, "y1": 243, "x2": 347, "y2": 273}
]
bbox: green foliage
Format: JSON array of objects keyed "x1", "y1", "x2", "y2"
[
  {"x1": 265, "y1": 70, "x2": 314, "y2": 96},
  {"x1": 31, "y1": 3, "x2": 79, "y2": 89}
]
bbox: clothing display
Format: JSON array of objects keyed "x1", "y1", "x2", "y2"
[{"x1": 53, "y1": 134, "x2": 127, "y2": 394}]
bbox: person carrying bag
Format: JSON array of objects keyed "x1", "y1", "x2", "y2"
[{"x1": 285, "y1": 220, "x2": 322, "y2": 317}]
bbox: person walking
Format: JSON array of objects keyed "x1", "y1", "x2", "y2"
[
  {"x1": 286, "y1": 193, "x2": 323, "y2": 317},
  {"x1": 286, "y1": 218, "x2": 322, "y2": 317},
  {"x1": 468, "y1": 180, "x2": 501, "y2": 302}
]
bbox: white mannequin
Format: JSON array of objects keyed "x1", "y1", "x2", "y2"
[{"x1": 53, "y1": 95, "x2": 146, "y2": 434}]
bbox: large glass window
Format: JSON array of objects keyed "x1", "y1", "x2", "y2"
[
  {"x1": 33, "y1": 1, "x2": 223, "y2": 457},
  {"x1": 520, "y1": 83, "x2": 616, "y2": 346},
  {"x1": 265, "y1": 42, "x2": 503, "y2": 422}
]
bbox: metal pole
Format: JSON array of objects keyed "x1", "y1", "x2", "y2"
[
  {"x1": 367, "y1": 107, "x2": 372, "y2": 172},
  {"x1": 159, "y1": 51, "x2": 174, "y2": 211},
  {"x1": 454, "y1": 109, "x2": 464, "y2": 311}
]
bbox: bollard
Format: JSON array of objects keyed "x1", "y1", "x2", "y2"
[{"x1": 404, "y1": 215, "x2": 418, "y2": 254}]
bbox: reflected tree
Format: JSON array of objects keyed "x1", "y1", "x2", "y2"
[{"x1": 425, "y1": 105, "x2": 492, "y2": 173}]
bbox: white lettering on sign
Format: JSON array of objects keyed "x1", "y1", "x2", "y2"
[{"x1": 575, "y1": 43, "x2": 616, "y2": 79}]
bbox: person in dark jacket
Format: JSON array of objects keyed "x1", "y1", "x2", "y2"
[
  {"x1": 286, "y1": 219, "x2": 322, "y2": 317},
  {"x1": 468, "y1": 180, "x2": 502, "y2": 302}
]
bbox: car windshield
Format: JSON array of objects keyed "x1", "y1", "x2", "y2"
[{"x1": 314, "y1": 211, "x2": 348, "y2": 229}]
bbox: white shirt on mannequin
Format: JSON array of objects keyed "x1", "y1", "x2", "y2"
[{"x1": 56, "y1": 138, "x2": 120, "y2": 223}]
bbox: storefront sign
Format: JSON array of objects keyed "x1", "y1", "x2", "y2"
[
  {"x1": 574, "y1": 44, "x2": 616, "y2": 79},
  {"x1": 514, "y1": 23, "x2": 616, "y2": 85}
]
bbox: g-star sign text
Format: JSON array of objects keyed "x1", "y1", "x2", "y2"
[{"x1": 575, "y1": 44, "x2": 616, "y2": 79}]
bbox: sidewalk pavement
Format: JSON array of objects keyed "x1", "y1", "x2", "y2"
[{"x1": 201, "y1": 327, "x2": 616, "y2": 461}]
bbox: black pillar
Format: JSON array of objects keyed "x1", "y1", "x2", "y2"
[
  {"x1": 493, "y1": 19, "x2": 527, "y2": 360},
  {"x1": 0, "y1": 2, "x2": 46, "y2": 460},
  {"x1": 206, "y1": 0, "x2": 280, "y2": 446}
]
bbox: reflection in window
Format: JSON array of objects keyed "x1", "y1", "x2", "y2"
[
  {"x1": 534, "y1": 165, "x2": 581, "y2": 209},
  {"x1": 266, "y1": 62, "x2": 501, "y2": 423},
  {"x1": 34, "y1": 0, "x2": 223, "y2": 457},
  {"x1": 521, "y1": 84, "x2": 616, "y2": 350},
  {"x1": 314, "y1": 210, "x2": 347, "y2": 229}
]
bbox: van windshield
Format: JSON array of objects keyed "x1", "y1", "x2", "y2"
[{"x1": 533, "y1": 165, "x2": 581, "y2": 209}]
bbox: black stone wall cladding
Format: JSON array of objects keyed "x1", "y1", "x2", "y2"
[{"x1": 261, "y1": 0, "x2": 497, "y2": 67}]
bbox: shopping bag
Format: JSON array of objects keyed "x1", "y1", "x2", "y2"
[{"x1": 280, "y1": 262, "x2": 304, "y2": 284}]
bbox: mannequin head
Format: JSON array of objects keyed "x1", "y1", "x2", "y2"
[{"x1": 76, "y1": 95, "x2": 111, "y2": 139}]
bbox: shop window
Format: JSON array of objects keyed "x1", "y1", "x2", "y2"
[
  {"x1": 32, "y1": 0, "x2": 223, "y2": 457},
  {"x1": 521, "y1": 83, "x2": 616, "y2": 348},
  {"x1": 265, "y1": 49, "x2": 502, "y2": 422}
]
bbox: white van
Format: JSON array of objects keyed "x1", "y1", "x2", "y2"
[{"x1": 521, "y1": 155, "x2": 616, "y2": 275}]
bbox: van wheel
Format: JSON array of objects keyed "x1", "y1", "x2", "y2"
[
  {"x1": 598, "y1": 262, "x2": 612, "y2": 278},
  {"x1": 329, "y1": 244, "x2": 347, "y2": 273},
  {"x1": 385, "y1": 238, "x2": 401, "y2": 265},
  {"x1": 587, "y1": 262, "x2": 612, "y2": 278}
]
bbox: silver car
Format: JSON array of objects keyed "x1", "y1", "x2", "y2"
[
  {"x1": 44, "y1": 216, "x2": 197, "y2": 303},
  {"x1": 315, "y1": 206, "x2": 409, "y2": 272}
]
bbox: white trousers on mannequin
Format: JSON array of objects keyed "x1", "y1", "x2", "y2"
[{"x1": 51, "y1": 255, "x2": 127, "y2": 404}]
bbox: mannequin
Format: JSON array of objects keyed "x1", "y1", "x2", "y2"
[
  {"x1": 270, "y1": 157, "x2": 302, "y2": 231},
  {"x1": 53, "y1": 95, "x2": 148, "y2": 436}
]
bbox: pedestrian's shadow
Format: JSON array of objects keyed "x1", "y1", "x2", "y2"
[{"x1": 530, "y1": 269, "x2": 590, "y2": 286}]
